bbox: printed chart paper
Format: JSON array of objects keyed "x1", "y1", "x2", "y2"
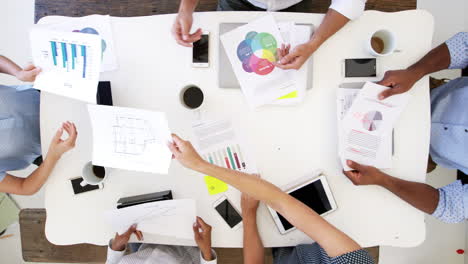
[
  {"x1": 337, "y1": 87, "x2": 393, "y2": 170},
  {"x1": 221, "y1": 14, "x2": 296, "y2": 107},
  {"x1": 192, "y1": 119, "x2": 257, "y2": 174},
  {"x1": 340, "y1": 82, "x2": 410, "y2": 170},
  {"x1": 42, "y1": 15, "x2": 118, "y2": 72},
  {"x1": 87, "y1": 105, "x2": 172, "y2": 174},
  {"x1": 104, "y1": 199, "x2": 196, "y2": 240},
  {"x1": 31, "y1": 27, "x2": 101, "y2": 103},
  {"x1": 271, "y1": 23, "x2": 312, "y2": 105}
]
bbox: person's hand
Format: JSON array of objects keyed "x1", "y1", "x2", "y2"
[
  {"x1": 111, "y1": 224, "x2": 143, "y2": 251},
  {"x1": 274, "y1": 42, "x2": 316, "y2": 70},
  {"x1": 241, "y1": 192, "x2": 259, "y2": 218},
  {"x1": 167, "y1": 134, "x2": 206, "y2": 171},
  {"x1": 15, "y1": 64, "x2": 41, "y2": 82},
  {"x1": 47, "y1": 121, "x2": 78, "y2": 160},
  {"x1": 172, "y1": 11, "x2": 202, "y2": 47},
  {"x1": 193, "y1": 217, "x2": 214, "y2": 261},
  {"x1": 343, "y1": 160, "x2": 387, "y2": 186},
  {"x1": 377, "y1": 69, "x2": 422, "y2": 100}
]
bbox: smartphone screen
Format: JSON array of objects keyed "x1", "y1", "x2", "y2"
[
  {"x1": 193, "y1": 34, "x2": 209, "y2": 63},
  {"x1": 71, "y1": 177, "x2": 100, "y2": 195},
  {"x1": 215, "y1": 199, "x2": 242, "y2": 228},
  {"x1": 278, "y1": 179, "x2": 332, "y2": 231},
  {"x1": 345, "y1": 58, "x2": 376, "y2": 77}
]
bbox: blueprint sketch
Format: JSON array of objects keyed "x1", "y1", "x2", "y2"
[{"x1": 88, "y1": 105, "x2": 173, "y2": 174}]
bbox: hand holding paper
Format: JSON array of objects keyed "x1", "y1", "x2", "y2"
[{"x1": 339, "y1": 82, "x2": 411, "y2": 170}]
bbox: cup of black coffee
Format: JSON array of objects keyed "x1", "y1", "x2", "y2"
[
  {"x1": 180, "y1": 85, "x2": 204, "y2": 110},
  {"x1": 81, "y1": 162, "x2": 108, "y2": 187}
]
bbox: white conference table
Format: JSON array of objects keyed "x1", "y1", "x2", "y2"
[{"x1": 40, "y1": 10, "x2": 434, "y2": 247}]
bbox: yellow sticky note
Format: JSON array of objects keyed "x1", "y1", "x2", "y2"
[
  {"x1": 204, "y1": 176, "x2": 228, "y2": 195},
  {"x1": 277, "y1": 90, "x2": 298, "y2": 100}
]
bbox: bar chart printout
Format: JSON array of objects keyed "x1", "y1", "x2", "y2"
[
  {"x1": 31, "y1": 27, "x2": 102, "y2": 103},
  {"x1": 192, "y1": 119, "x2": 256, "y2": 173}
]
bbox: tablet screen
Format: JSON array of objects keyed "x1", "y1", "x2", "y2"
[{"x1": 278, "y1": 179, "x2": 332, "y2": 231}]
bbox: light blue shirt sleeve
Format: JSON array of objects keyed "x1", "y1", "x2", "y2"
[
  {"x1": 432, "y1": 180, "x2": 468, "y2": 223},
  {"x1": 446, "y1": 32, "x2": 468, "y2": 69},
  {"x1": 0, "y1": 171, "x2": 6, "y2": 182}
]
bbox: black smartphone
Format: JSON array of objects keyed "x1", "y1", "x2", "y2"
[
  {"x1": 96, "y1": 81, "x2": 113, "y2": 106},
  {"x1": 344, "y1": 58, "x2": 377, "y2": 77},
  {"x1": 192, "y1": 32, "x2": 209, "y2": 67},
  {"x1": 70, "y1": 177, "x2": 101, "y2": 195},
  {"x1": 213, "y1": 196, "x2": 242, "y2": 228}
]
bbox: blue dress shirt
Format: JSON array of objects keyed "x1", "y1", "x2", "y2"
[
  {"x1": 0, "y1": 84, "x2": 41, "y2": 182},
  {"x1": 429, "y1": 32, "x2": 468, "y2": 223},
  {"x1": 430, "y1": 32, "x2": 468, "y2": 174}
]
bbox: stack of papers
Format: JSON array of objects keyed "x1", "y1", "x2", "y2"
[
  {"x1": 104, "y1": 199, "x2": 196, "y2": 240},
  {"x1": 87, "y1": 105, "x2": 173, "y2": 174},
  {"x1": 338, "y1": 82, "x2": 410, "y2": 170},
  {"x1": 30, "y1": 27, "x2": 102, "y2": 103},
  {"x1": 221, "y1": 14, "x2": 310, "y2": 108}
]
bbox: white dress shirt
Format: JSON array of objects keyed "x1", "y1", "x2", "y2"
[
  {"x1": 247, "y1": 0, "x2": 366, "y2": 20},
  {"x1": 106, "y1": 242, "x2": 218, "y2": 264}
]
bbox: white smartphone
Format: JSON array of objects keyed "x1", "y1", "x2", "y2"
[
  {"x1": 192, "y1": 31, "x2": 209, "y2": 67},
  {"x1": 213, "y1": 195, "x2": 242, "y2": 229},
  {"x1": 267, "y1": 175, "x2": 337, "y2": 235}
]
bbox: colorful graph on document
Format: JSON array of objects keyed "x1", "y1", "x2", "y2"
[
  {"x1": 202, "y1": 144, "x2": 247, "y2": 171},
  {"x1": 236, "y1": 31, "x2": 278, "y2": 76},
  {"x1": 49, "y1": 40, "x2": 94, "y2": 79},
  {"x1": 72, "y1": 27, "x2": 107, "y2": 58}
]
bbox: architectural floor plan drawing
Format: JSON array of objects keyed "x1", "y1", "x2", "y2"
[
  {"x1": 113, "y1": 116, "x2": 156, "y2": 155},
  {"x1": 88, "y1": 104, "x2": 173, "y2": 174}
]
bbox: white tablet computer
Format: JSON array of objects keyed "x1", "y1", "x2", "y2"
[{"x1": 267, "y1": 175, "x2": 337, "y2": 234}]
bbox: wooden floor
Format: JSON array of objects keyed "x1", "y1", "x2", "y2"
[
  {"x1": 20, "y1": 209, "x2": 378, "y2": 263},
  {"x1": 35, "y1": 0, "x2": 416, "y2": 23}
]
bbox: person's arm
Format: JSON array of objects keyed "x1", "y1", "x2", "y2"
[
  {"x1": 0, "y1": 55, "x2": 41, "y2": 82},
  {"x1": 172, "y1": 0, "x2": 202, "y2": 47},
  {"x1": 107, "y1": 224, "x2": 143, "y2": 264},
  {"x1": 241, "y1": 193, "x2": 265, "y2": 264},
  {"x1": 343, "y1": 160, "x2": 439, "y2": 214},
  {"x1": 275, "y1": 9, "x2": 350, "y2": 70},
  {"x1": 0, "y1": 122, "x2": 77, "y2": 195},
  {"x1": 193, "y1": 217, "x2": 217, "y2": 263},
  {"x1": 378, "y1": 32, "x2": 468, "y2": 99},
  {"x1": 168, "y1": 135, "x2": 361, "y2": 258}
]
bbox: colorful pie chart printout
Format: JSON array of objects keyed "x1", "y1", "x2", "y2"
[
  {"x1": 237, "y1": 31, "x2": 278, "y2": 75},
  {"x1": 220, "y1": 14, "x2": 296, "y2": 107}
]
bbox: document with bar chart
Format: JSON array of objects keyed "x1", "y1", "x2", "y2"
[
  {"x1": 192, "y1": 119, "x2": 257, "y2": 174},
  {"x1": 30, "y1": 27, "x2": 101, "y2": 103}
]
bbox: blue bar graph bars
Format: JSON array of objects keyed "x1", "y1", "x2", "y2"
[
  {"x1": 71, "y1": 44, "x2": 77, "y2": 70},
  {"x1": 60, "y1": 43, "x2": 67, "y2": 68},
  {"x1": 49, "y1": 40, "x2": 88, "y2": 79},
  {"x1": 50, "y1": 41, "x2": 57, "y2": 66},
  {"x1": 81, "y1": 45, "x2": 86, "y2": 79}
]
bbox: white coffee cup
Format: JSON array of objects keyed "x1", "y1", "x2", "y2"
[
  {"x1": 80, "y1": 161, "x2": 108, "y2": 187},
  {"x1": 367, "y1": 29, "x2": 396, "y2": 57}
]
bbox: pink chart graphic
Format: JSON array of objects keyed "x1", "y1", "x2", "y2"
[
  {"x1": 362, "y1": 111, "x2": 383, "y2": 131},
  {"x1": 236, "y1": 31, "x2": 277, "y2": 75}
]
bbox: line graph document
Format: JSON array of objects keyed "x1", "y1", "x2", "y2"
[
  {"x1": 340, "y1": 82, "x2": 410, "y2": 170},
  {"x1": 87, "y1": 105, "x2": 172, "y2": 174},
  {"x1": 104, "y1": 199, "x2": 196, "y2": 240},
  {"x1": 31, "y1": 26, "x2": 102, "y2": 103}
]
